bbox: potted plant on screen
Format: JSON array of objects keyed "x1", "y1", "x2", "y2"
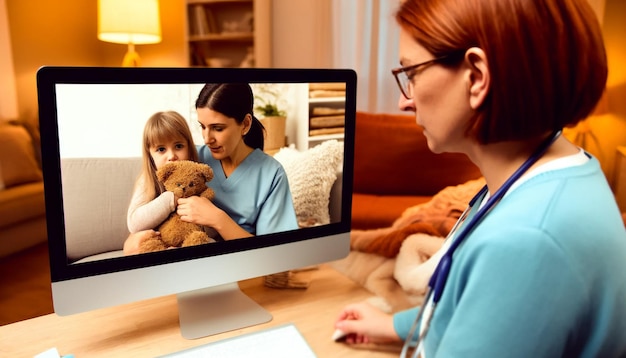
[{"x1": 252, "y1": 84, "x2": 288, "y2": 154}]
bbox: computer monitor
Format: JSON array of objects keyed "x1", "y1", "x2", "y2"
[{"x1": 37, "y1": 67, "x2": 356, "y2": 339}]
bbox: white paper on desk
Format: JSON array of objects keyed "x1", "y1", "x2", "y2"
[
  {"x1": 34, "y1": 348, "x2": 61, "y2": 358},
  {"x1": 161, "y1": 324, "x2": 316, "y2": 358}
]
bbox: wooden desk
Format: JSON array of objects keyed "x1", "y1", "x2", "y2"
[{"x1": 0, "y1": 265, "x2": 401, "y2": 357}]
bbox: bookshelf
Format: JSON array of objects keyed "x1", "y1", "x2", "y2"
[
  {"x1": 186, "y1": 0, "x2": 271, "y2": 68},
  {"x1": 287, "y1": 83, "x2": 346, "y2": 152},
  {"x1": 306, "y1": 83, "x2": 346, "y2": 148}
]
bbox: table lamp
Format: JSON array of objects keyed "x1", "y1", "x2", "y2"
[{"x1": 97, "y1": 0, "x2": 162, "y2": 67}]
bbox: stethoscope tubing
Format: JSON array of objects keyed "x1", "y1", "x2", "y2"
[{"x1": 401, "y1": 130, "x2": 562, "y2": 357}]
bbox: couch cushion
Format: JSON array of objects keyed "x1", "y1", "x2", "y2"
[
  {"x1": 351, "y1": 193, "x2": 432, "y2": 230},
  {"x1": 0, "y1": 123, "x2": 42, "y2": 189},
  {"x1": 0, "y1": 182, "x2": 46, "y2": 228},
  {"x1": 0, "y1": 217, "x2": 47, "y2": 258},
  {"x1": 353, "y1": 112, "x2": 482, "y2": 196},
  {"x1": 61, "y1": 157, "x2": 141, "y2": 262}
]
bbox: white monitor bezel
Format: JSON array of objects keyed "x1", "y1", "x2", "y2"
[{"x1": 37, "y1": 67, "x2": 356, "y2": 323}]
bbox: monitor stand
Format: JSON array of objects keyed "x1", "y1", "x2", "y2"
[{"x1": 177, "y1": 282, "x2": 273, "y2": 340}]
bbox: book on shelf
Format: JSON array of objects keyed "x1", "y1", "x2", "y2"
[
  {"x1": 205, "y1": 9, "x2": 218, "y2": 33},
  {"x1": 190, "y1": 43, "x2": 207, "y2": 66},
  {"x1": 190, "y1": 5, "x2": 210, "y2": 36}
]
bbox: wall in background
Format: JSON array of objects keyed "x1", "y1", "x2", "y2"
[
  {"x1": 597, "y1": 0, "x2": 626, "y2": 186},
  {"x1": 0, "y1": 0, "x2": 18, "y2": 120},
  {"x1": 603, "y1": 0, "x2": 626, "y2": 121},
  {"x1": 565, "y1": 0, "x2": 626, "y2": 186},
  {"x1": 6, "y1": 0, "x2": 187, "y2": 126},
  {"x1": 271, "y1": 0, "x2": 332, "y2": 69},
  {"x1": 55, "y1": 84, "x2": 196, "y2": 158},
  {"x1": 8, "y1": 0, "x2": 99, "y2": 125}
]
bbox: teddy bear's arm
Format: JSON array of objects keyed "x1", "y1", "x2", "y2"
[
  {"x1": 170, "y1": 187, "x2": 184, "y2": 200},
  {"x1": 200, "y1": 188, "x2": 215, "y2": 201}
]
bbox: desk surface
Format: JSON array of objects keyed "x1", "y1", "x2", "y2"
[{"x1": 0, "y1": 264, "x2": 401, "y2": 357}]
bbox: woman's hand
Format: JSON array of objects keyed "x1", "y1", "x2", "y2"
[
  {"x1": 123, "y1": 229, "x2": 160, "y2": 255},
  {"x1": 335, "y1": 301, "x2": 401, "y2": 345},
  {"x1": 176, "y1": 196, "x2": 224, "y2": 227},
  {"x1": 177, "y1": 196, "x2": 252, "y2": 241}
]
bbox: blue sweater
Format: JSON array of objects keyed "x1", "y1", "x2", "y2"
[{"x1": 394, "y1": 156, "x2": 626, "y2": 357}]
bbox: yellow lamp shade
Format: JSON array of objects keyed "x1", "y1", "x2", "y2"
[{"x1": 98, "y1": 0, "x2": 162, "y2": 45}]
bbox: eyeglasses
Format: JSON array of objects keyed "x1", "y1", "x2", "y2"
[{"x1": 391, "y1": 52, "x2": 464, "y2": 99}]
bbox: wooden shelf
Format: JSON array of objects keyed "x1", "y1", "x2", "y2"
[
  {"x1": 185, "y1": 0, "x2": 270, "y2": 67},
  {"x1": 309, "y1": 133, "x2": 344, "y2": 142},
  {"x1": 189, "y1": 32, "x2": 254, "y2": 42},
  {"x1": 188, "y1": 0, "x2": 252, "y2": 5},
  {"x1": 308, "y1": 97, "x2": 345, "y2": 104}
]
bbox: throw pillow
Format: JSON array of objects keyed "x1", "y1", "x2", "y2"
[
  {"x1": 0, "y1": 123, "x2": 43, "y2": 189},
  {"x1": 273, "y1": 140, "x2": 343, "y2": 228}
]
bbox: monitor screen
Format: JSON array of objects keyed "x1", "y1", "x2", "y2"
[{"x1": 37, "y1": 67, "x2": 356, "y2": 339}]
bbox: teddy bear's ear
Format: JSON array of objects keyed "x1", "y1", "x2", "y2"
[
  {"x1": 157, "y1": 162, "x2": 177, "y2": 183},
  {"x1": 200, "y1": 163, "x2": 214, "y2": 181}
]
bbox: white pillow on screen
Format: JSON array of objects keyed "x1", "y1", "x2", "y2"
[{"x1": 273, "y1": 140, "x2": 343, "y2": 228}]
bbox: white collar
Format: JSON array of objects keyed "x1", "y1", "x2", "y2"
[{"x1": 481, "y1": 148, "x2": 589, "y2": 207}]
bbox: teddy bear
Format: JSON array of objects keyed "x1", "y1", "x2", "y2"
[{"x1": 138, "y1": 160, "x2": 218, "y2": 253}]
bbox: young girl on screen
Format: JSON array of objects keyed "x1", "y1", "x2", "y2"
[{"x1": 126, "y1": 111, "x2": 199, "y2": 236}]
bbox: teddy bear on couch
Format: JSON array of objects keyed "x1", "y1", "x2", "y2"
[{"x1": 138, "y1": 160, "x2": 219, "y2": 253}]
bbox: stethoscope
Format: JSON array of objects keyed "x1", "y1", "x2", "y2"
[{"x1": 401, "y1": 129, "x2": 562, "y2": 358}]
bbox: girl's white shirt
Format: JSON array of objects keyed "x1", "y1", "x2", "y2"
[{"x1": 126, "y1": 178, "x2": 176, "y2": 233}]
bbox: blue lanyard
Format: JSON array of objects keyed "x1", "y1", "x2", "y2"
[{"x1": 430, "y1": 129, "x2": 562, "y2": 303}]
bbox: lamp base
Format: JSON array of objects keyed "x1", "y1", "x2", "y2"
[{"x1": 122, "y1": 43, "x2": 140, "y2": 67}]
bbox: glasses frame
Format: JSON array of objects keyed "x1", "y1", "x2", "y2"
[{"x1": 391, "y1": 52, "x2": 465, "y2": 99}]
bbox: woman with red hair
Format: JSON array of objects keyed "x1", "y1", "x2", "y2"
[{"x1": 335, "y1": 0, "x2": 626, "y2": 356}]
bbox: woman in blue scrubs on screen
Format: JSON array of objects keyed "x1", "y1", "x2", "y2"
[
  {"x1": 332, "y1": 0, "x2": 626, "y2": 357},
  {"x1": 124, "y1": 83, "x2": 297, "y2": 255},
  {"x1": 176, "y1": 83, "x2": 298, "y2": 239}
]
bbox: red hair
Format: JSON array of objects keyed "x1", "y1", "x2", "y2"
[{"x1": 396, "y1": 0, "x2": 607, "y2": 144}]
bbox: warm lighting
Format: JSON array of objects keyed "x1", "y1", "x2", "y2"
[
  {"x1": 565, "y1": 90, "x2": 609, "y2": 162},
  {"x1": 0, "y1": 0, "x2": 18, "y2": 120},
  {"x1": 592, "y1": 90, "x2": 609, "y2": 116},
  {"x1": 97, "y1": 0, "x2": 162, "y2": 67}
]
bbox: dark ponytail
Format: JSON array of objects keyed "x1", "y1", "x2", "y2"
[
  {"x1": 195, "y1": 83, "x2": 265, "y2": 150},
  {"x1": 245, "y1": 114, "x2": 265, "y2": 150}
]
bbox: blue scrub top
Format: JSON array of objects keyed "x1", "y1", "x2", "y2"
[{"x1": 198, "y1": 146, "x2": 298, "y2": 235}]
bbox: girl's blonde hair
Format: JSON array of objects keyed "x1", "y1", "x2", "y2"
[{"x1": 138, "y1": 111, "x2": 199, "y2": 203}]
